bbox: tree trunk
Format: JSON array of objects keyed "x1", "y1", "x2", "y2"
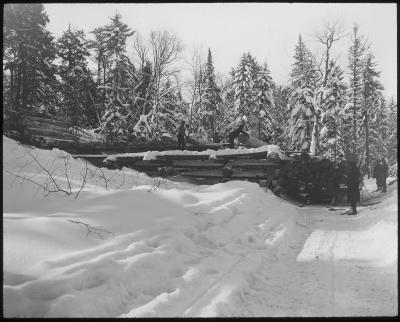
[
  {"x1": 310, "y1": 114, "x2": 319, "y2": 156},
  {"x1": 333, "y1": 119, "x2": 337, "y2": 165},
  {"x1": 21, "y1": 45, "x2": 29, "y2": 110},
  {"x1": 365, "y1": 111, "x2": 370, "y2": 178},
  {"x1": 10, "y1": 66, "x2": 14, "y2": 109},
  {"x1": 15, "y1": 63, "x2": 21, "y2": 111}
]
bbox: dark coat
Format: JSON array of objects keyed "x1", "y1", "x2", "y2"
[
  {"x1": 347, "y1": 163, "x2": 360, "y2": 202},
  {"x1": 228, "y1": 125, "x2": 247, "y2": 141},
  {"x1": 381, "y1": 160, "x2": 389, "y2": 178},
  {"x1": 372, "y1": 163, "x2": 382, "y2": 179},
  {"x1": 177, "y1": 124, "x2": 185, "y2": 138}
]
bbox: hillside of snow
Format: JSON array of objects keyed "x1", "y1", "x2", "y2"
[{"x1": 3, "y1": 136, "x2": 397, "y2": 317}]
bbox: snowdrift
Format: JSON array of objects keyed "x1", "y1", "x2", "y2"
[{"x1": 3, "y1": 136, "x2": 298, "y2": 317}]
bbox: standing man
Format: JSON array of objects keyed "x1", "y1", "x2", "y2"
[
  {"x1": 177, "y1": 120, "x2": 186, "y2": 151},
  {"x1": 381, "y1": 158, "x2": 389, "y2": 193},
  {"x1": 228, "y1": 124, "x2": 249, "y2": 149},
  {"x1": 372, "y1": 160, "x2": 383, "y2": 191},
  {"x1": 343, "y1": 159, "x2": 360, "y2": 215}
]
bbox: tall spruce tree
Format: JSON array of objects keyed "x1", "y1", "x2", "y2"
[
  {"x1": 319, "y1": 61, "x2": 348, "y2": 163},
  {"x1": 97, "y1": 13, "x2": 136, "y2": 141},
  {"x1": 4, "y1": 3, "x2": 59, "y2": 114},
  {"x1": 201, "y1": 48, "x2": 221, "y2": 138},
  {"x1": 253, "y1": 63, "x2": 275, "y2": 140},
  {"x1": 288, "y1": 36, "x2": 320, "y2": 153},
  {"x1": 290, "y1": 35, "x2": 319, "y2": 90},
  {"x1": 272, "y1": 85, "x2": 291, "y2": 148},
  {"x1": 384, "y1": 98, "x2": 397, "y2": 165},
  {"x1": 232, "y1": 53, "x2": 255, "y2": 131},
  {"x1": 347, "y1": 24, "x2": 368, "y2": 159},
  {"x1": 361, "y1": 52, "x2": 383, "y2": 176},
  {"x1": 57, "y1": 25, "x2": 97, "y2": 127}
]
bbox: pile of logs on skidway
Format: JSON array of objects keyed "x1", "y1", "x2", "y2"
[
  {"x1": 3, "y1": 110, "x2": 349, "y2": 205},
  {"x1": 98, "y1": 151, "x2": 349, "y2": 205}
]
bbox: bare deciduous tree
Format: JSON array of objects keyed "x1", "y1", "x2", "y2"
[{"x1": 314, "y1": 20, "x2": 345, "y2": 86}]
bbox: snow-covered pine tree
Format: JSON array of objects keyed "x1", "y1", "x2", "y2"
[
  {"x1": 271, "y1": 85, "x2": 291, "y2": 148},
  {"x1": 232, "y1": 53, "x2": 256, "y2": 132},
  {"x1": 201, "y1": 48, "x2": 222, "y2": 139},
  {"x1": 90, "y1": 25, "x2": 111, "y2": 116},
  {"x1": 319, "y1": 61, "x2": 348, "y2": 164},
  {"x1": 346, "y1": 24, "x2": 368, "y2": 160},
  {"x1": 383, "y1": 98, "x2": 398, "y2": 165},
  {"x1": 4, "y1": 4, "x2": 59, "y2": 114},
  {"x1": 368, "y1": 94, "x2": 388, "y2": 168},
  {"x1": 215, "y1": 75, "x2": 236, "y2": 141},
  {"x1": 136, "y1": 60, "x2": 154, "y2": 112},
  {"x1": 57, "y1": 25, "x2": 97, "y2": 128},
  {"x1": 153, "y1": 79, "x2": 184, "y2": 137},
  {"x1": 361, "y1": 52, "x2": 384, "y2": 176},
  {"x1": 290, "y1": 35, "x2": 320, "y2": 90},
  {"x1": 287, "y1": 35, "x2": 320, "y2": 153},
  {"x1": 253, "y1": 63, "x2": 275, "y2": 140},
  {"x1": 97, "y1": 13, "x2": 136, "y2": 142}
]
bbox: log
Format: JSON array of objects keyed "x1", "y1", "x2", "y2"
[
  {"x1": 25, "y1": 128, "x2": 79, "y2": 141},
  {"x1": 72, "y1": 154, "x2": 108, "y2": 158},
  {"x1": 24, "y1": 115, "x2": 69, "y2": 128},
  {"x1": 172, "y1": 160, "x2": 224, "y2": 169},
  {"x1": 231, "y1": 159, "x2": 281, "y2": 169},
  {"x1": 24, "y1": 122, "x2": 77, "y2": 136},
  {"x1": 156, "y1": 154, "x2": 211, "y2": 161},
  {"x1": 215, "y1": 150, "x2": 267, "y2": 160},
  {"x1": 183, "y1": 169, "x2": 269, "y2": 180}
]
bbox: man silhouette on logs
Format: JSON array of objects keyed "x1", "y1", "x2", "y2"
[
  {"x1": 228, "y1": 124, "x2": 249, "y2": 149},
  {"x1": 177, "y1": 120, "x2": 186, "y2": 151}
]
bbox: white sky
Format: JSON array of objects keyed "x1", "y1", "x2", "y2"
[{"x1": 44, "y1": 3, "x2": 397, "y2": 99}]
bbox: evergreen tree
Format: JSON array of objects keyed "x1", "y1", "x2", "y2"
[
  {"x1": 232, "y1": 53, "x2": 255, "y2": 130},
  {"x1": 361, "y1": 52, "x2": 383, "y2": 176},
  {"x1": 383, "y1": 98, "x2": 397, "y2": 165},
  {"x1": 319, "y1": 61, "x2": 348, "y2": 163},
  {"x1": 97, "y1": 13, "x2": 136, "y2": 141},
  {"x1": 201, "y1": 48, "x2": 221, "y2": 138},
  {"x1": 347, "y1": 24, "x2": 368, "y2": 159},
  {"x1": 4, "y1": 3, "x2": 59, "y2": 114},
  {"x1": 272, "y1": 85, "x2": 291, "y2": 148},
  {"x1": 290, "y1": 35, "x2": 319, "y2": 90},
  {"x1": 288, "y1": 36, "x2": 320, "y2": 153},
  {"x1": 57, "y1": 25, "x2": 97, "y2": 127},
  {"x1": 253, "y1": 63, "x2": 275, "y2": 140}
]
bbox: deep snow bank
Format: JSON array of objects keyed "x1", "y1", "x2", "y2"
[{"x1": 3, "y1": 136, "x2": 298, "y2": 317}]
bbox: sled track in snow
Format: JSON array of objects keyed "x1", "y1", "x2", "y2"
[{"x1": 178, "y1": 251, "x2": 249, "y2": 317}]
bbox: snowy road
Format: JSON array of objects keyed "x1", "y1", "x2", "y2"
[{"x1": 3, "y1": 136, "x2": 398, "y2": 317}]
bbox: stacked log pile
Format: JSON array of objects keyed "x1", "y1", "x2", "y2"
[
  {"x1": 4, "y1": 110, "x2": 98, "y2": 146},
  {"x1": 102, "y1": 149, "x2": 286, "y2": 182},
  {"x1": 278, "y1": 154, "x2": 347, "y2": 201}
]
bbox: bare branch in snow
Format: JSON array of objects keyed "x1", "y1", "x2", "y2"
[{"x1": 67, "y1": 219, "x2": 114, "y2": 239}]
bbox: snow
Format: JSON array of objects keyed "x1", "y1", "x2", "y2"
[
  {"x1": 3, "y1": 135, "x2": 398, "y2": 317},
  {"x1": 105, "y1": 144, "x2": 289, "y2": 162}
]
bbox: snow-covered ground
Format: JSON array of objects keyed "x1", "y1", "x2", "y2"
[{"x1": 3, "y1": 136, "x2": 398, "y2": 317}]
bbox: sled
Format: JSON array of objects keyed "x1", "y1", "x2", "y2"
[{"x1": 238, "y1": 133, "x2": 267, "y2": 148}]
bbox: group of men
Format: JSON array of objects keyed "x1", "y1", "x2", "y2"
[{"x1": 372, "y1": 158, "x2": 389, "y2": 193}]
